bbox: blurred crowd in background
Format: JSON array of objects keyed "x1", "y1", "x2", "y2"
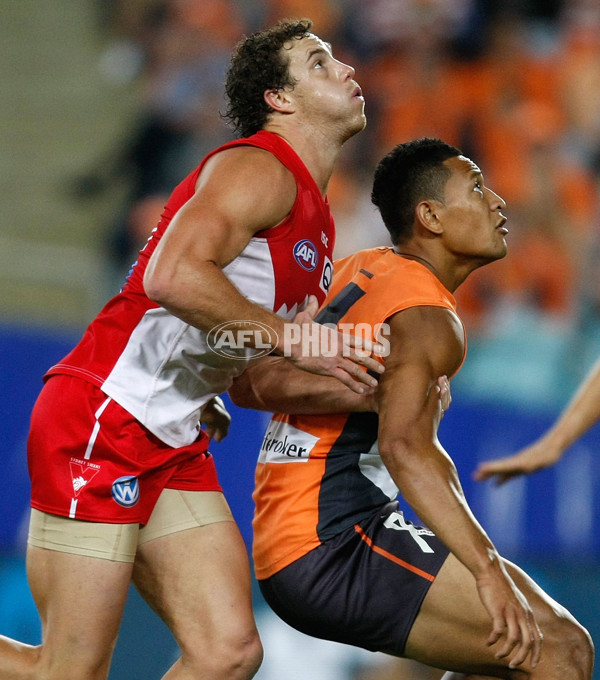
[
  {"x1": 3, "y1": 4, "x2": 600, "y2": 678},
  {"x1": 89, "y1": 0, "x2": 600, "y2": 326},
  {"x1": 72, "y1": 0, "x2": 600, "y2": 401}
]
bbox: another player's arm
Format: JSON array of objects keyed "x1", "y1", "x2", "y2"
[
  {"x1": 143, "y1": 146, "x2": 380, "y2": 392},
  {"x1": 475, "y1": 357, "x2": 600, "y2": 484},
  {"x1": 200, "y1": 396, "x2": 231, "y2": 442},
  {"x1": 376, "y1": 306, "x2": 542, "y2": 670},
  {"x1": 229, "y1": 356, "x2": 378, "y2": 414}
]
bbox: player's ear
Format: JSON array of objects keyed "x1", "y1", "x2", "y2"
[
  {"x1": 416, "y1": 200, "x2": 443, "y2": 235},
  {"x1": 264, "y1": 87, "x2": 294, "y2": 114}
]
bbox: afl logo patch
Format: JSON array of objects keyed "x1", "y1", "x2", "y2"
[
  {"x1": 293, "y1": 239, "x2": 319, "y2": 271},
  {"x1": 111, "y1": 475, "x2": 140, "y2": 507}
]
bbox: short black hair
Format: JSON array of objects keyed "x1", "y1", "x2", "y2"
[
  {"x1": 224, "y1": 18, "x2": 313, "y2": 138},
  {"x1": 371, "y1": 137, "x2": 462, "y2": 245}
]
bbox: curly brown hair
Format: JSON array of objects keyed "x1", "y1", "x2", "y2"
[{"x1": 223, "y1": 18, "x2": 313, "y2": 138}]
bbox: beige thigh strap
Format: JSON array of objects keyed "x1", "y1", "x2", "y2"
[
  {"x1": 28, "y1": 508, "x2": 139, "y2": 563},
  {"x1": 138, "y1": 489, "x2": 234, "y2": 545},
  {"x1": 27, "y1": 491, "x2": 234, "y2": 562}
]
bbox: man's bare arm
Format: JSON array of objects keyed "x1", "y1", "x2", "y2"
[
  {"x1": 475, "y1": 357, "x2": 600, "y2": 484},
  {"x1": 229, "y1": 356, "x2": 378, "y2": 414},
  {"x1": 143, "y1": 146, "x2": 381, "y2": 392},
  {"x1": 377, "y1": 305, "x2": 542, "y2": 670},
  {"x1": 144, "y1": 147, "x2": 297, "y2": 332}
]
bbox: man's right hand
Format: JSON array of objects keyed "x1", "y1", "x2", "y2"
[
  {"x1": 473, "y1": 439, "x2": 562, "y2": 485},
  {"x1": 475, "y1": 558, "x2": 543, "y2": 670}
]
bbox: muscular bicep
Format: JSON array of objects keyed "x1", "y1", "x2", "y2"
[
  {"x1": 145, "y1": 147, "x2": 297, "y2": 292},
  {"x1": 378, "y1": 306, "x2": 464, "y2": 444}
]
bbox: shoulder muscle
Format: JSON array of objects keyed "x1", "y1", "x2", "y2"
[
  {"x1": 196, "y1": 146, "x2": 298, "y2": 233},
  {"x1": 385, "y1": 305, "x2": 465, "y2": 380}
]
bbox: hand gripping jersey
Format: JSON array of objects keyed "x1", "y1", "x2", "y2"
[
  {"x1": 46, "y1": 131, "x2": 335, "y2": 448},
  {"x1": 252, "y1": 247, "x2": 466, "y2": 580}
]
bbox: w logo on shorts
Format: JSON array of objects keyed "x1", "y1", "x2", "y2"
[{"x1": 111, "y1": 475, "x2": 140, "y2": 507}]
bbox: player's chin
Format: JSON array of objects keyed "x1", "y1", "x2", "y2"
[
  {"x1": 342, "y1": 116, "x2": 366, "y2": 142},
  {"x1": 351, "y1": 107, "x2": 367, "y2": 129},
  {"x1": 491, "y1": 234, "x2": 508, "y2": 258},
  {"x1": 492, "y1": 246, "x2": 508, "y2": 262},
  {"x1": 482, "y1": 242, "x2": 508, "y2": 263}
]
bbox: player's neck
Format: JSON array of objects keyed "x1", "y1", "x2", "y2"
[
  {"x1": 394, "y1": 248, "x2": 473, "y2": 293},
  {"x1": 264, "y1": 124, "x2": 345, "y2": 196},
  {"x1": 395, "y1": 250, "x2": 437, "y2": 274}
]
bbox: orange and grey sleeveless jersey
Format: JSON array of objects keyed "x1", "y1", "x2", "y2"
[{"x1": 252, "y1": 246, "x2": 465, "y2": 580}]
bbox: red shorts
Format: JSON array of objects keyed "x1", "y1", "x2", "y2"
[{"x1": 28, "y1": 375, "x2": 221, "y2": 524}]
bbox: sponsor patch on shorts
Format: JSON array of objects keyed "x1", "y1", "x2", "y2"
[{"x1": 111, "y1": 475, "x2": 140, "y2": 507}]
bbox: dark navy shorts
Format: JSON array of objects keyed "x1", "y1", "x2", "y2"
[{"x1": 258, "y1": 501, "x2": 450, "y2": 656}]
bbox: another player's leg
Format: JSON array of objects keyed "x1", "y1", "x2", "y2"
[
  {"x1": 132, "y1": 490, "x2": 262, "y2": 680},
  {"x1": 405, "y1": 553, "x2": 594, "y2": 679}
]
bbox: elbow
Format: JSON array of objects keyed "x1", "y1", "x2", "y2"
[
  {"x1": 378, "y1": 435, "x2": 424, "y2": 475},
  {"x1": 143, "y1": 260, "x2": 175, "y2": 307},
  {"x1": 229, "y1": 359, "x2": 285, "y2": 412},
  {"x1": 228, "y1": 385, "x2": 251, "y2": 409},
  {"x1": 228, "y1": 375, "x2": 264, "y2": 411},
  {"x1": 378, "y1": 437, "x2": 411, "y2": 467}
]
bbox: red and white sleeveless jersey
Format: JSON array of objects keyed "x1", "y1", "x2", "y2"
[{"x1": 46, "y1": 131, "x2": 335, "y2": 448}]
